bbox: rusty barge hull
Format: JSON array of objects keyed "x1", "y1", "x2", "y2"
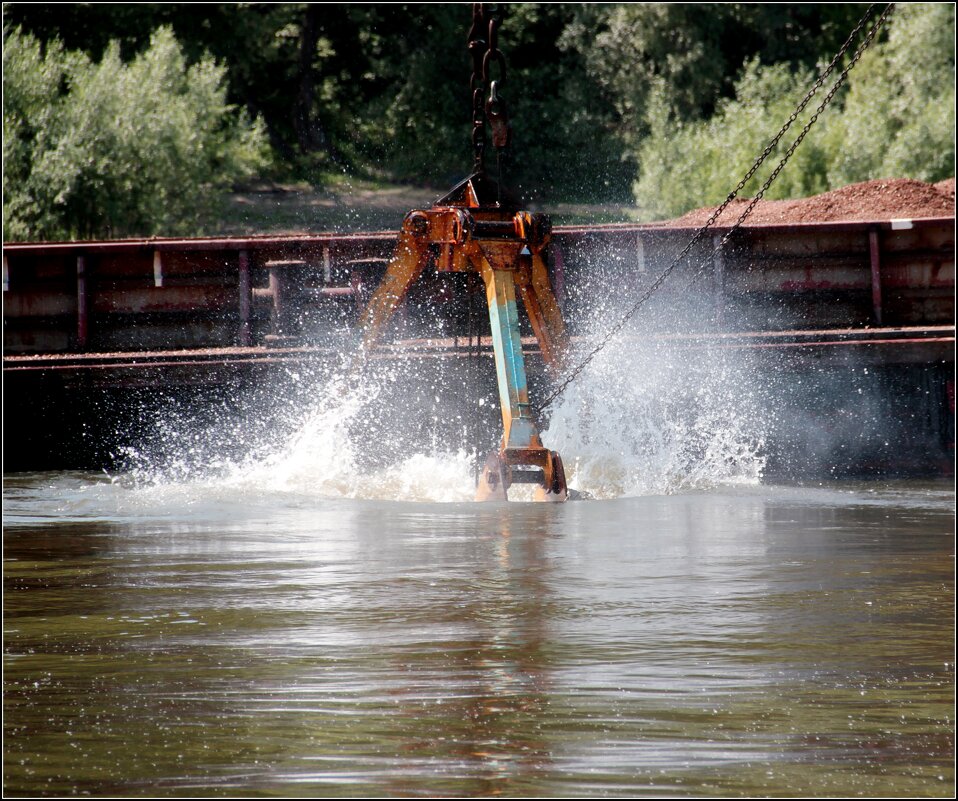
[{"x1": 3, "y1": 218, "x2": 954, "y2": 476}]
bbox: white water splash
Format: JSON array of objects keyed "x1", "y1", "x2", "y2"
[
  {"x1": 119, "y1": 370, "x2": 479, "y2": 504},
  {"x1": 223, "y1": 372, "x2": 478, "y2": 502},
  {"x1": 542, "y1": 336, "x2": 767, "y2": 499},
  {"x1": 118, "y1": 324, "x2": 767, "y2": 503}
]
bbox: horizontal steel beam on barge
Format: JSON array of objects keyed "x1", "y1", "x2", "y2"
[
  {"x1": 3, "y1": 215, "x2": 953, "y2": 254},
  {"x1": 4, "y1": 216, "x2": 953, "y2": 358},
  {"x1": 1, "y1": 232, "x2": 398, "y2": 254},
  {"x1": 5, "y1": 326, "x2": 953, "y2": 377}
]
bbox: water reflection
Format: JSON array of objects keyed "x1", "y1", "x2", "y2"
[{"x1": 3, "y1": 477, "x2": 955, "y2": 797}]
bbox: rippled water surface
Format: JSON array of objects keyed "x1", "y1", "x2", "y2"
[{"x1": 3, "y1": 473, "x2": 954, "y2": 797}]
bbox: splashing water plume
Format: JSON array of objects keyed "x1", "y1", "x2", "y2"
[
  {"x1": 240, "y1": 375, "x2": 477, "y2": 502},
  {"x1": 118, "y1": 367, "x2": 480, "y2": 503},
  {"x1": 115, "y1": 313, "x2": 767, "y2": 504},
  {"x1": 542, "y1": 333, "x2": 767, "y2": 499}
]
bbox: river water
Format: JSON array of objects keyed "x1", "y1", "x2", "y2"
[
  {"x1": 3, "y1": 471, "x2": 954, "y2": 798},
  {"x1": 3, "y1": 338, "x2": 956, "y2": 797}
]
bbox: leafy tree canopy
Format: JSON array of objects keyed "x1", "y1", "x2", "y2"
[
  {"x1": 3, "y1": 25, "x2": 268, "y2": 240},
  {"x1": 3, "y1": 3, "x2": 953, "y2": 237},
  {"x1": 633, "y1": 3, "x2": 955, "y2": 220}
]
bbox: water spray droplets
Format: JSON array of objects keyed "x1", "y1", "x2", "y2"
[
  {"x1": 114, "y1": 295, "x2": 767, "y2": 503},
  {"x1": 541, "y1": 336, "x2": 766, "y2": 498}
]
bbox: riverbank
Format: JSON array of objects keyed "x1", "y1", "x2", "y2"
[
  {"x1": 212, "y1": 175, "x2": 641, "y2": 237},
  {"x1": 211, "y1": 175, "x2": 955, "y2": 237}
]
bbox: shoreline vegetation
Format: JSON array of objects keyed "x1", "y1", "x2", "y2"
[{"x1": 4, "y1": 5, "x2": 954, "y2": 242}]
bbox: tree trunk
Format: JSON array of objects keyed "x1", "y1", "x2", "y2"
[{"x1": 294, "y1": 4, "x2": 339, "y2": 161}]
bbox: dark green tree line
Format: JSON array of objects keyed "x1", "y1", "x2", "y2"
[
  {"x1": 634, "y1": 3, "x2": 956, "y2": 218},
  {"x1": 4, "y1": 3, "x2": 953, "y2": 239}
]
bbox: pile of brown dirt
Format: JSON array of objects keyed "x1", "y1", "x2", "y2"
[
  {"x1": 934, "y1": 177, "x2": 955, "y2": 202},
  {"x1": 667, "y1": 177, "x2": 956, "y2": 227}
]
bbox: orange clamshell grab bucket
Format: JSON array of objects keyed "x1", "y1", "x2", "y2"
[{"x1": 358, "y1": 174, "x2": 570, "y2": 502}]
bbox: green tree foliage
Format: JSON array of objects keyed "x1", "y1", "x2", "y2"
[
  {"x1": 824, "y1": 2, "x2": 956, "y2": 186},
  {"x1": 560, "y1": 4, "x2": 866, "y2": 146},
  {"x1": 634, "y1": 62, "x2": 831, "y2": 219},
  {"x1": 503, "y1": 4, "x2": 630, "y2": 201},
  {"x1": 4, "y1": 4, "x2": 954, "y2": 235},
  {"x1": 351, "y1": 5, "x2": 472, "y2": 184},
  {"x1": 3, "y1": 26, "x2": 267, "y2": 240},
  {"x1": 4, "y1": 3, "x2": 634, "y2": 200},
  {"x1": 352, "y1": 4, "x2": 631, "y2": 200},
  {"x1": 633, "y1": 4, "x2": 956, "y2": 220}
]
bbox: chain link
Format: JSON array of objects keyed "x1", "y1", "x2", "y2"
[
  {"x1": 540, "y1": 3, "x2": 895, "y2": 411},
  {"x1": 467, "y1": 5, "x2": 489, "y2": 173},
  {"x1": 467, "y1": 4, "x2": 511, "y2": 177}
]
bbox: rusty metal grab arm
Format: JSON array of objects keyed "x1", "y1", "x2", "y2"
[{"x1": 358, "y1": 226, "x2": 430, "y2": 352}]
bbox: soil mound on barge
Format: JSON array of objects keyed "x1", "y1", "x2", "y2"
[
  {"x1": 934, "y1": 177, "x2": 955, "y2": 202},
  {"x1": 669, "y1": 177, "x2": 956, "y2": 227}
]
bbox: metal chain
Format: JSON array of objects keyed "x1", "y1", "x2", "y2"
[
  {"x1": 467, "y1": 4, "x2": 490, "y2": 174},
  {"x1": 540, "y1": 3, "x2": 894, "y2": 411},
  {"x1": 467, "y1": 4, "x2": 512, "y2": 178}
]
